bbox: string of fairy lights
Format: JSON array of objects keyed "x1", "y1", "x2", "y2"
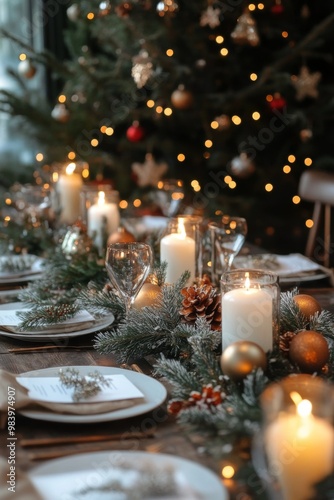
[{"x1": 14, "y1": 1, "x2": 317, "y2": 237}]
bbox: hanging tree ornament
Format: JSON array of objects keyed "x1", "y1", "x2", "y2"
[
  {"x1": 67, "y1": 3, "x2": 81, "y2": 22},
  {"x1": 156, "y1": 0, "x2": 179, "y2": 17},
  {"x1": 115, "y1": 2, "x2": 133, "y2": 17},
  {"x1": 200, "y1": 5, "x2": 221, "y2": 29},
  {"x1": 99, "y1": 1, "x2": 112, "y2": 16},
  {"x1": 268, "y1": 92, "x2": 287, "y2": 111},
  {"x1": 18, "y1": 58, "x2": 37, "y2": 79},
  {"x1": 291, "y1": 66, "x2": 322, "y2": 101},
  {"x1": 229, "y1": 153, "x2": 256, "y2": 179},
  {"x1": 271, "y1": 0, "x2": 284, "y2": 15},
  {"x1": 131, "y1": 50, "x2": 153, "y2": 89},
  {"x1": 126, "y1": 121, "x2": 145, "y2": 142},
  {"x1": 214, "y1": 114, "x2": 231, "y2": 130},
  {"x1": 131, "y1": 153, "x2": 168, "y2": 187},
  {"x1": 231, "y1": 9, "x2": 260, "y2": 47},
  {"x1": 171, "y1": 85, "x2": 194, "y2": 110},
  {"x1": 51, "y1": 103, "x2": 70, "y2": 123}
]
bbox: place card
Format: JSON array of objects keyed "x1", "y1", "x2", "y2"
[
  {"x1": 0, "y1": 309, "x2": 95, "y2": 327},
  {"x1": 17, "y1": 374, "x2": 144, "y2": 403}
]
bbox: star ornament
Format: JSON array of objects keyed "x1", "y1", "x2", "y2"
[
  {"x1": 291, "y1": 66, "x2": 322, "y2": 101},
  {"x1": 131, "y1": 153, "x2": 168, "y2": 187},
  {"x1": 200, "y1": 6, "x2": 221, "y2": 29}
]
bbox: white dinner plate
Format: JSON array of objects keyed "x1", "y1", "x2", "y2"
[
  {"x1": 28, "y1": 450, "x2": 228, "y2": 499},
  {"x1": 0, "y1": 255, "x2": 45, "y2": 283},
  {"x1": 18, "y1": 366, "x2": 167, "y2": 423},
  {"x1": 0, "y1": 302, "x2": 114, "y2": 342}
]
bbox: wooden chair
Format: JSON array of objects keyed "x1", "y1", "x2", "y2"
[{"x1": 298, "y1": 170, "x2": 334, "y2": 268}]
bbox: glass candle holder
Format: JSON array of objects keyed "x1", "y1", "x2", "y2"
[
  {"x1": 253, "y1": 375, "x2": 334, "y2": 500},
  {"x1": 220, "y1": 269, "x2": 279, "y2": 353},
  {"x1": 160, "y1": 215, "x2": 202, "y2": 284},
  {"x1": 84, "y1": 187, "x2": 120, "y2": 256}
]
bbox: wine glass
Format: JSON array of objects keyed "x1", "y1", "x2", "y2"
[
  {"x1": 105, "y1": 242, "x2": 152, "y2": 313},
  {"x1": 155, "y1": 179, "x2": 184, "y2": 218},
  {"x1": 208, "y1": 216, "x2": 247, "y2": 285}
]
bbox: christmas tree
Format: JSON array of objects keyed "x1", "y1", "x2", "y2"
[{"x1": 1, "y1": 0, "x2": 334, "y2": 253}]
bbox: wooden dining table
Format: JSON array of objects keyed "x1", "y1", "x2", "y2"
[{"x1": 0, "y1": 284, "x2": 333, "y2": 500}]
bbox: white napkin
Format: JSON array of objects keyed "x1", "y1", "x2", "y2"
[
  {"x1": 0, "y1": 370, "x2": 137, "y2": 429},
  {"x1": 235, "y1": 253, "x2": 323, "y2": 277}
]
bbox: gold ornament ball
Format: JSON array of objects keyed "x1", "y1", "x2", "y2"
[
  {"x1": 107, "y1": 226, "x2": 135, "y2": 245},
  {"x1": 220, "y1": 341, "x2": 267, "y2": 381},
  {"x1": 133, "y1": 283, "x2": 162, "y2": 309},
  {"x1": 171, "y1": 85, "x2": 194, "y2": 110},
  {"x1": 293, "y1": 294, "x2": 322, "y2": 319},
  {"x1": 289, "y1": 330, "x2": 330, "y2": 373}
]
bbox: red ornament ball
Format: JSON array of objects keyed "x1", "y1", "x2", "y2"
[
  {"x1": 293, "y1": 294, "x2": 322, "y2": 320},
  {"x1": 126, "y1": 121, "x2": 145, "y2": 142},
  {"x1": 171, "y1": 85, "x2": 194, "y2": 110},
  {"x1": 268, "y1": 94, "x2": 287, "y2": 111},
  {"x1": 271, "y1": 4, "x2": 284, "y2": 14},
  {"x1": 289, "y1": 330, "x2": 330, "y2": 373}
]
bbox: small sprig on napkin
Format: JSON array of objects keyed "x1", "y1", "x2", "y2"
[{"x1": 58, "y1": 368, "x2": 111, "y2": 402}]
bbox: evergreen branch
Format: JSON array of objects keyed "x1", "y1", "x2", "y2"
[
  {"x1": 16, "y1": 303, "x2": 79, "y2": 330},
  {"x1": 279, "y1": 289, "x2": 308, "y2": 332},
  {"x1": 154, "y1": 356, "x2": 201, "y2": 399},
  {"x1": 309, "y1": 310, "x2": 334, "y2": 341},
  {"x1": 77, "y1": 284, "x2": 125, "y2": 323}
]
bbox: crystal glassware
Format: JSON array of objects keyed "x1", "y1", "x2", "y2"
[
  {"x1": 155, "y1": 179, "x2": 184, "y2": 218},
  {"x1": 105, "y1": 242, "x2": 152, "y2": 313},
  {"x1": 208, "y1": 215, "x2": 247, "y2": 286}
]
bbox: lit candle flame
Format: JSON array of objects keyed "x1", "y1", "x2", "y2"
[
  {"x1": 65, "y1": 162, "x2": 76, "y2": 175},
  {"x1": 297, "y1": 399, "x2": 312, "y2": 418},
  {"x1": 178, "y1": 219, "x2": 186, "y2": 238},
  {"x1": 97, "y1": 191, "x2": 106, "y2": 206},
  {"x1": 244, "y1": 271, "x2": 250, "y2": 290}
]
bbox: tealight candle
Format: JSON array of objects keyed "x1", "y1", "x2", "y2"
[
  {"x1": 221, "y1": 270, "x2": 279, "y2": 352},
  {"x1": 160, "y1": 218, "x2": 196, "y2": 284},
  {"x1": 87, "y1": 191, "x2": 120, "y2": 255},
  {"x1": 57, "y1": 163, "x2": 83, "y2": 224}
]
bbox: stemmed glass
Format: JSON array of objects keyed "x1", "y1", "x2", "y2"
[
  {"x1": 208, "y1": 216, "x2": 247, "y2": 286},
  {"x1": 105, "y1": 242, "x2": 153, "y2": 313},
  {"x1": 155, "y1": 179, "x2": 184, "y2": 218}
]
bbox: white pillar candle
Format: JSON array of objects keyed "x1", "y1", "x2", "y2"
[
  {"x1": 57, "y1": 163, "x2": 83, "y2": 224},
  {"x1": 160, "y1": 221, "x2": 195, "y2": 284},
  {"x1": 222, "y1": 273, "x2": 273, "y2": 352},
  {"x1": 265, "y1": 398, "x2": 334, "y2": 500},
  {"x1": 87, "y1": 191, "x2": 120, "y2": 254}
]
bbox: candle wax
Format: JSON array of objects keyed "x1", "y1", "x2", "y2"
[
  {"x1": 222, "y1": 287, "x2": 273, "y2": 352},
  {"x1": 87, "y1": 201, "x2": 120, "y2": 254},
  {"x1": 160, "y1": 233, "x2": 195, "y2": 284},
  {"x1": 57, "y1": 172, "x2": 83, "y2": 224}
]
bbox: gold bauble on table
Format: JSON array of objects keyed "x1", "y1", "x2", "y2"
[
  {"x1": 133, "y1": 283, "x2": 162, "y2": 309},
  {"x1": 293, "y1": 294, "x2": 322, "y2": 319},
  {"x1": 289, "y1": 330, "x2": 330, "y2": 373},
  {"x1": 220, "y1": 341, "x2": 267, "y2": 381},
  {"x1": 107, "y1": 226, "x2": 135, "y2": 245}
]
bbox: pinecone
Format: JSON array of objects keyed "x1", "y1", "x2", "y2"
[
  {"x1": 279, "y1": 331, "x2": 297, "y2": 354},
  {"x1": 180, "y1": 283, "x2": 221, "y2": 330}
]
